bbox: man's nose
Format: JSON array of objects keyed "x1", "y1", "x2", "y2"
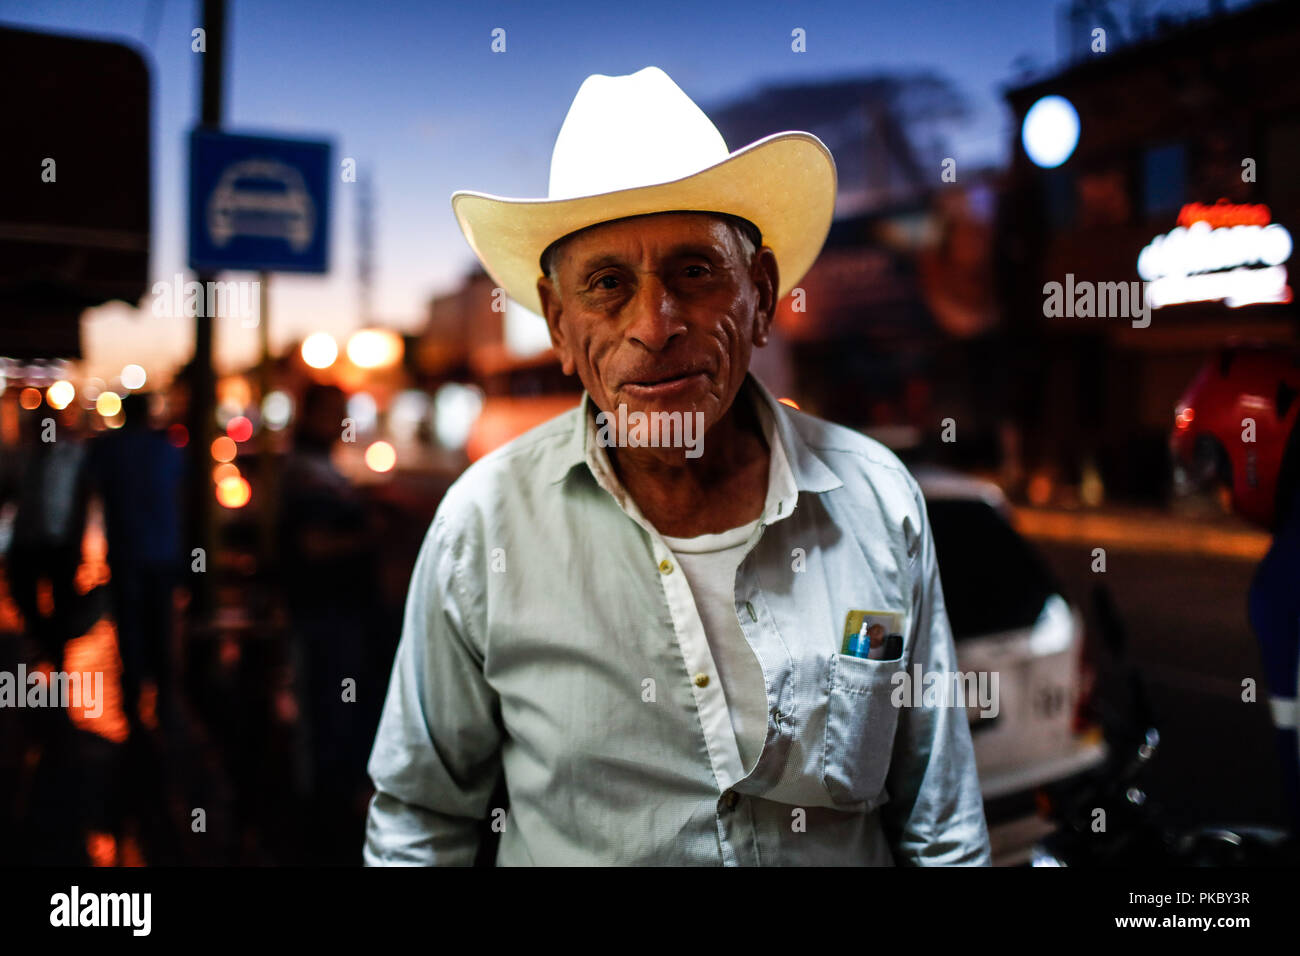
[{"x1": 625, "y1": 276, "x2": 686, "y2": 352}]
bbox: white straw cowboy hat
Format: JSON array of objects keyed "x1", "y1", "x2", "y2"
[{"x1": 451, "y1": 65, "x2": 837, "y2": 319}]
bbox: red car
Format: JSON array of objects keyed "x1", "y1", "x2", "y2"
[{"x1": 1170, "y1": 341, "x2": 1300, "y2": 528}]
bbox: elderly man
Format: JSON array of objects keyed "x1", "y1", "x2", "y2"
[{"x1": 365, "y1": 66, "x2": 990, "y2": 865}]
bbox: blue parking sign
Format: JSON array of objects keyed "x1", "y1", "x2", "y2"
[{"x1": 189, "y1": 129, "x2": 331, "y2": 273}]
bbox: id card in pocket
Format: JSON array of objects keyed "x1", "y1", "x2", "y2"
[{"x1": 841, "y1": 609, "x2": 904, "y2": 661}]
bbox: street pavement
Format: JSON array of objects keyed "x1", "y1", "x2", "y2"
[{"x1": 1019, "y1": 505, "x2": 1288, "y2": 829}]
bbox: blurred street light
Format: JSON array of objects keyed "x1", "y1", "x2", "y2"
[
  {"x1": 301, "y1": 332, "x2": 338, "y2": 369},
  {"x1": 262, "y1": 390, "x2": 293, "y2": 430},
  {"x1": 346, "y1": 328, "x2": 404, "y2": 369},
  {"x1": 347, "y1": 391, "x2": 377, "y2": 433},
  {"x1": 226, "y1": 415, "x2": 253, "y2": 442},
  {"x1": 365, "y1": 440, "x2": 396, "y2": 473},
  {"x1": 1022, "y1": 94, "x2": 1079, "y2": 168},
  {"x1": 121, "y1": 364, "x2": 146, "y2": 390},
  {"x1": 216, "y1": 474, "x2": 251, "y2": 508},
  {"x1": 95, "y1": 390, "x2": 122, "y2": 417},
  {"x1": 47, "y1": 380, "x2": 75, "y2": 409},
  {"x1": 211, "y1": 435, "x2": 236, "y2": 462},
  {"x1": 434, "y1": 382, "x2": 484, "y2": 449}
]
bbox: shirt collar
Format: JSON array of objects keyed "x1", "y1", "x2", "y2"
[{"x1": 545, "y1": 373, "x2": 844, "y2": 513}]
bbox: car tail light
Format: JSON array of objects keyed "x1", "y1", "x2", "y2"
[
  {"x1": 1071, "y1": 616, "x2": 1100, "y2": 735},
  {"x1": 1175, "y1": 406, "x2": 1194, "y2": 431}
]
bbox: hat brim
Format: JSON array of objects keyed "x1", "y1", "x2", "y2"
[{"x1": 450, "y1": 131, "x2": 837, "y2": 319}]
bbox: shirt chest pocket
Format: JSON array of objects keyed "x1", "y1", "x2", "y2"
[{"x1": 820, "y1": 653, "x2": 903, "y2": 810}]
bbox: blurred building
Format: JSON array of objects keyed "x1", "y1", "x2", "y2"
[
  {"x1": 712, "y1": 74, "x2": 1001, "y2": 443},
  {"x1": 417, "y1": 268, "x2": 577, "y2": 459},
  {"x1": 0, "y1": 27, "x2": 150, "y2": 360},
  {"x1": 999, "y1": 0, "x2": 1300, "y2": 501}
]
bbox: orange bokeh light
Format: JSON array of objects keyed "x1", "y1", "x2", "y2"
[
  {"x1": 211, "y1": 435, "x2": 237, "y2": 463},
  {"x1": 96, "y1": 391, "x2": 122, "y2": 418},
  {"x1": 19, "y1": 387, "x2": 41, "y2": 410},
  {"x1": 216, "y1": 475, "x2": 251, "y2": 508},
  {"x1": 365, "y1": 440, "x2": 397, "y2": 473},
  {"x1": 1027, "y1": 473, "x2": 1054, "y2": 507}
]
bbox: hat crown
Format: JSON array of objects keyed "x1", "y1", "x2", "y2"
[{"x1": 548, "y1": 66, "x2": 731, "y2": 201}]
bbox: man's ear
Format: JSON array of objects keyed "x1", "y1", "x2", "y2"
[
  {"x1": 537, "y1": 275, "x2": 576, "y2": 375},
  {"x1": 751, "y1": 246, "x2": 779, "y2": 348}
]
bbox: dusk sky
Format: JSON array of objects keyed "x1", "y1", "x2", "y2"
[{"x1": 5, "y1": 0, "x2": 1237, "y2": 381}]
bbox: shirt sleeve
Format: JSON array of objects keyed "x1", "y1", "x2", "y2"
[
  {"x1": 880, "y1": 478, "x2": 992, "y2": 866},
  {"x1": 363, "y1": 510, "x2": 504, "y2": 866}
]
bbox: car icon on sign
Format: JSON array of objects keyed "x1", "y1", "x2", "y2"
[{"x1": 207, "y1": 158, "x2": 315, "y2": 252}]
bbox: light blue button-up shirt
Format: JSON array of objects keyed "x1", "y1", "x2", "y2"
[{"x1": 364, "y1": 374, "x2": 991, "y2": 865}]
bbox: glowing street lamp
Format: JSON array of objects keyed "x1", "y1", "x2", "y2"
[
  {"x1": 121, "y1": 364, "x2": 147, "y2": 390},
  {"x1": 365, "y1": 440, "x2": 397, "y2": 473},
  {"x1": 346, "y1": 329, "x2": 404, "y2": 369},
  {"x1": 301, "y1": 332, "x2": 339, "y2": 369},
  {"x1": 95, "y1": 391, "x2": 122, "y2": 417},
  {"x1": 211, "y1": 435, "x2": 237, "y2": 463},
  {"x1": 226, "y1": 416, "x2": 254, "y2": 443},
  {"x1": 216, "y1": 475, "x2": 251, "y2": 508},
  {"x1": 1022, "y1": 95, "x2": 1080, "y2": 169},
  {"x1": 47, "y1": 380, "x2": 76, "y2": 410}
]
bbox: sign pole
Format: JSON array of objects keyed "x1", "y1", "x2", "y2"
[
  {"x1": 186, "y1": 0, "x2": 225, "y2": 622},
  {"x1": 256, "y1": 272, "x2": 277, "y2": 578}
]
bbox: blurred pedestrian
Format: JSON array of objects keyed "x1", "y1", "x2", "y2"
[
  {"x1": 6, "y1": 408, "x2": 90, "y2": 665},
  {"x1": 86, "y1": 392, "x2": 184, "y2": 734},
  {"x1": 1248, "y1": 417, "x2": 1300, "y2": 836},
  {"x1": 279, "y1": 383, "x2": 379, "y2": 862}
]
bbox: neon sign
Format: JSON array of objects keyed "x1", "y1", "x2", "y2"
[{"x1": 1138, "y1": 200, "x2": 1292, "y2": 309}]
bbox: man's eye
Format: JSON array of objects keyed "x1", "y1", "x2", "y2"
[
  {"x1": 684, "y1": 265, "x2": 708, "y2": 277},
  {"x1": 592, "y1": 274, "x2": 620, "y2": 290}
]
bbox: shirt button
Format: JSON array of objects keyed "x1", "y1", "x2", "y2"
[
  {"x1": 693, "y1": 672, "x2": 710, "y2": 688},
  {"x1": 658, "y1": 558, "x2": 674, "y2": 575},
  {"x1": 722, "y1": 790, "x2": 739, "y2": 809}
]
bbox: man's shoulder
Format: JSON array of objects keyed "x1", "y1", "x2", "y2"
[
  {"x1": 779, "y1": 404, "x2": 929, "y2": 561},
  {"x1": 783, "y1": 404, "x2": 921, "y2": 498},
  {"x1": 432, "y1": 403, "x2": 582, "y2": 535}
]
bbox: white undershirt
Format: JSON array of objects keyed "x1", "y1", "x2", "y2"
[
  {"x1": 584, "y1": 381, "x2": 798, "y2": 788},
  {"x1": 660, "y1": 517, "x2": 768, "y2": 775}
]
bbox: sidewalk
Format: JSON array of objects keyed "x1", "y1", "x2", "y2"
[
  {"x1": 0, "y1": 517, "x2": 293, "y2": 865},
  {"x1": 1012, "y1": 503, "x2": 1271, "y2": 561}
]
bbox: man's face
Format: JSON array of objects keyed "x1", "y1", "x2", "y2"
[{"x1": 537, "y1": 212, "x2": 778, "y2": 435}]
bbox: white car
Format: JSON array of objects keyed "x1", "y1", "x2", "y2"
[{"x1": 915, "y1": 468, "x2": 1108, "y2": 865}]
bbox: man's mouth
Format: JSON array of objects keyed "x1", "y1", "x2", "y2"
[
  {"x1": 622, "y1": 370, "x2": 709, "y2": 397},
  {"x1": 627, "y1": 370, "x2": 702, "y2": 386}
]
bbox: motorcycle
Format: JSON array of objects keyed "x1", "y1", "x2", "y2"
[{"x1": 1030, "y1": 583, "x2": 1297, "y2": 866}]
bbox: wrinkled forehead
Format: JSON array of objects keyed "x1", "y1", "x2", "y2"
[{"x1": 541, "y1": 210, "x2": 757, "y2": 274}]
